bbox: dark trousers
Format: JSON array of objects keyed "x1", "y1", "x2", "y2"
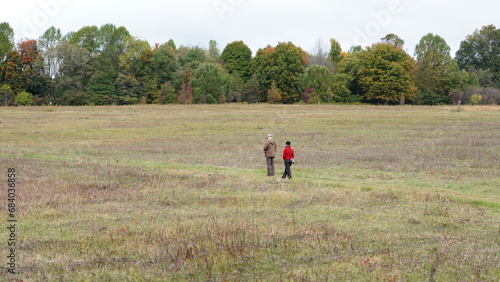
[
  {"x1": 266, "y1": 156, "x2": 275, "y2": 176},
  {"x1": 282, "y1": 159, "x2": 292, "y2": 179}
]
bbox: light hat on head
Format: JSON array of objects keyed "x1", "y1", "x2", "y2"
[{"x1": 267, "y1": 134, "x2": 273, "y2": 138}]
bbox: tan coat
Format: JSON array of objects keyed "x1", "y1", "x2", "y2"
[{"x1": 263, "y1": 140, "x2": 277, "y2": 158}]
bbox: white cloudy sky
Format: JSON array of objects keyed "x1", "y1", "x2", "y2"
[{"x1": 3, "y1": 0, "x2": 499, "y2": 56}]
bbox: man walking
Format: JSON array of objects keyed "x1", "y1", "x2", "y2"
[
  {"x1": 282, "y1": 141, "x2": 295, "y2": 179},
  {"x1": 263, "y1": 134, "x2": 277, "y2": 176}
]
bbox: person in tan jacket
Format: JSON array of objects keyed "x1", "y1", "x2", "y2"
[{"x1": 263, "y1": 134, "x2": 278, "y2": 176}]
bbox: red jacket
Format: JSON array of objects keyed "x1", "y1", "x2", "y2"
[{"x1": 282, "y1": 146, "x2": 294, "y2": 160}]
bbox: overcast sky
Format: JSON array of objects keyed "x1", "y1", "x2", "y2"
[{"x1": 3, "y1": 0, "x2": 499, "y2": 57}]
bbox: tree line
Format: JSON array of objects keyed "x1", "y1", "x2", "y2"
[{"x1": 0, "y1": 22, "x2": 499, "y2": 106}]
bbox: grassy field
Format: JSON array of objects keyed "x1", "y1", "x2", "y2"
[{"x1": 0, "y1": 104, "x2": 499, "y2": 281}]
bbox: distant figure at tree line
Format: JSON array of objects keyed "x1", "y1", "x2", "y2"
[
  {"x1": 263, "y1": 134, "x2": 277, "y2": 176},
  {"x1": 282, "y1": 141, "x2": 295, "y2": 179}
]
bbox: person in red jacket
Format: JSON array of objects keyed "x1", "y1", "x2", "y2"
[{"x1": 282, "y1": 141, "x2": 295, "y2": 179}]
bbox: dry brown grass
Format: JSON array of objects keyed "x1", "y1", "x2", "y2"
[{"x1": 0, "y1": 104, "x2": 498, "y2": 281}]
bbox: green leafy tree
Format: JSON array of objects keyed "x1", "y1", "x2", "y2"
[
  {"x1": 241, "y1": 74, "x2": 263, "y2": 103},
  {"x1": 118, "y1": 37, "x2": 150, "y2": 74},
  {"x1": 358, "y1": 43, "x2": 417, "y2": 105},
  {"x1": 301, "y1": 65, "x2": 345, "y2": 103},
  {"x1": 456, "y1": 25, "x2": 500, "y2": 87},
  {"x1": 273, "y1": 42, "x2": 306, "y2": 103},
  {"x1": 58, "y1": 90, "x2": 93, "y2": 106},
  {"x1": 38, "y1": 26, "x2": 62, "y2": 52},
  {"x1": 348, "y1": 46, "x2": 363, "y2": 53},
  {"x1": 221, "y1": 41, "x2": 252, "y2": 80},
  {"x1": 115, "y1": 37, "x2": 150, "y2": 101},
  {"x1": 140, "y1": 78, "x2": 159, "y2": 104},
  {"x1": 414, "y1": 33, "x2": 456, "y2": 104},
  {"x1": 52, "y1": 41, "x2": 92, "y2": 104},
  {"x1": 70, "y1": 25, "x2": 100, "y2": 54},
  {"x1": 86, "y1": 70, "x2": 116, "y2": 99},
  {"x1": 329, "y1": 38, "x2": 342, "y2": 67},
  {"x1": 251, "y1": 45, "x2": 275, "y2": 99},
  {"x1": 115, "y1": 73, "x2": 141, "y2": 104},
  {"x1": 15, "y1": 91, "x2": 34, "y2": 106},
  {"x1": 167, "y1": 39, "x2": 176, "y2": 51},
  {"x1": 0, "y1": 84, "x2": 15, "y2": 106},
  {"x1": 38, "y1": 26, "x2": 63, "y2": 84},
  {"x1": 208, "y1": 40, "x2": 221, "y2": 63},
  {"x1": 225, "y1": 72, "x2": 244, "y2": 102},
  {"x1": 336, "y1": 48, "x2": 365, "y2": 100},
  {"x1": 475, "y1": 69, "x2": 495, "y2": 88},
  {"x1": 178, "y1": 46, "x2": 207, "y2": 70},
  {"x1": 97, "y1": 24, "x2": 131, "y2": 70},
  {"x1": 191, "y1": 62, "x2": 227, "y2": 103},
  {"x1": 444, "y1": 69, "x2": 478, "y2": 92},
  {"x1": 159, "y1": 82, "x2": 176, "y2": 104},
  {"x1": 128, "y1": 42, "x2": 178, "y2": 103},
  {"x1": 0, "y1": 22, "x2": 14, "y2": 62},
  {"x1": 253, "y1": 42, "x2": 306, "y2": 103},
  {"x1": 89, "y1": 24, "x2": 132, "y2": 100},
  {"x1": 470, "y1": 94, "x2": 482, "y2": 105},
  {"x1": 150, "y1": 43, "x2": 177, "y2": 84},
  {"x1": 381, "y1": 33, "x2": 405, "y2": 48},
  {"x1": 0, "y1": 84, "x2": 16, "y2": 106},
  {"x1": 69, "y1": 24, "x2": 133, "y2": 103}
]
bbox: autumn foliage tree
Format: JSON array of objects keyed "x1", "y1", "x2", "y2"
[
  {"x1": 267, "y1": 81, "x2": 282, "y2": 103},
  {"x1": 358, "y1": 43, "x2": 417, "y2": 104},
  {"x1": 0, "y1": 21, "x2": 498, "y2": 106},
  {"x1": 1, "y1": 50, "x2": 24, "y2": 92}
]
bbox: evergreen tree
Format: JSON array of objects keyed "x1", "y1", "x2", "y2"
[
  {"x1": 221, "y1": 41, "x2": 252, "y2": 80},
  {"x1": 191, "y1": 62, "x2": 227, "y2": 103}
]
